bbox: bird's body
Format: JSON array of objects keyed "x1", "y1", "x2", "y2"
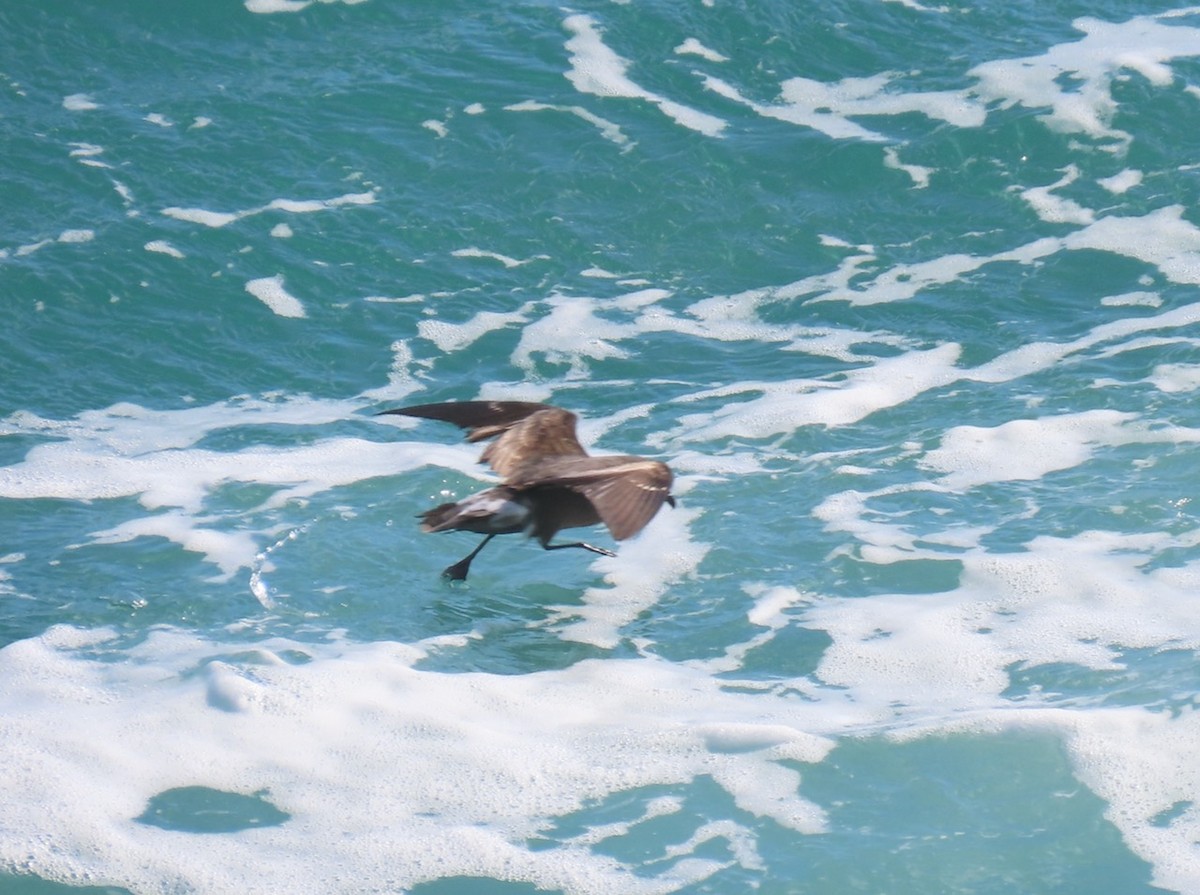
[{"x1": 379, "y1": 401, "x2": 675, "y2": 580}]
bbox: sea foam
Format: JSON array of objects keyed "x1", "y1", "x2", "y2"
[{"x1": 0, "y1": 625, "x2": 837, "y2": 894}]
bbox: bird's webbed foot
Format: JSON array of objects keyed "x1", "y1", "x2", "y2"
[{"x1": 544, "y1": 541, "x2": 616, "y2": 557}]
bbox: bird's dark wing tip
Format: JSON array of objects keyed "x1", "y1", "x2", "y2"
[{"x1": 375, "y1": 401, "x2": 555, "y2": 426}]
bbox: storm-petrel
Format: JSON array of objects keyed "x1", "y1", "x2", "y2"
[{"x1": 379, "y1": 400, "x2": 675, "y2": 580}]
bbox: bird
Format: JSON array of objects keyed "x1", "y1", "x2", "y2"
[{"x1": 378, "y1": 400, "x2": 675, "y2": 581}]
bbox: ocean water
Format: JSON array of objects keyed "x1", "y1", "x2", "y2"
[{"x1": 4, "y1": 0, "x2": 1200, "y2": 892}]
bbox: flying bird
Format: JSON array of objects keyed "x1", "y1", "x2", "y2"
[{"x1": 378, "y1": 400, "x2": 675, "y2": 580}]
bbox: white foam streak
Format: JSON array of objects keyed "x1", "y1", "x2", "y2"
[
  {"x1": 1018, "y1": 165, "x2": 1095, "y2": 225},
  {"x1": 689, "y1": 9, "x2": 1200, "y2": 151},
  {"x1": 804, "y1": 205, "x2": 1200, "y2": 309},
  {"x1": 0, "y1": 436, "x2": 463, "y2": 574},
  {"x1": 1149, "y1": 363, "x2": 1200, "y2": 393},
  {"x1": 703, "y1": 75, "x2": 888, "y2": 142},
  {"x1": 513, "y1": 295, "x2": 634, "y2": 377},
  {"x1": 144, "y1": 240, "x2": 185, "y2": 259},
  {"x1": 62, "y1": 93, "x2": 99, "y2": 111},
  {"x1": 506, "y1": 100, "x2": 634, "y2": 150},
  {"x1": 1065, "y1": 205, "x2": 1200, "y2": 284},
  {"x1": 244, "y1": 0, "x2": 366, "y2": 13},
  {"x1": 970, "y1": 12, "x2": 1200, "y2": 144},
  {"x1": 0, "y1": 397, "x2": 485, "y2": 575},
  {"x1": 673, "y1": 38, "x2": 728, "y2": 63},
  {"x1": 705, "y1": 67, "x2": 985, "y2": 143},
  {"x1": 968, "y1": 295, "x2": 1200, "y2": 383},
  {"x1": 451, "y1": 247, "x2": 539, "y2": 268},
  {"x1": 245, "y1": 275, "x2": 307, "y2": 318},
  {"x1": 563, "y1": 14, "x2": 726, "y2": 137},
  {"x1": 693, "y1": 585, "x2": 816, "y2": 677},
  {"x1": 549, "y1": 505, "x2": 708, "y2": 649},
  {"x1": 793, "y1": 531, "x2": 1200, "y2": 895},
  {"x1": 1064, "y1": 707, "x2": 1200, "y2": 894},
  {"x1": 418, "y1": 308, "x2": 531, "y2": 353},
  {"x1": 882, "y1": 146, "x2": 933, "y2": 188},
  {"x1": 163, "y1": 190, "x2": 377, "y2": 229},
  {"x1": 920, "y1": 410, "x2": 1137, "y2": 489},
  {"x1": 665, "y1": 344, "x2": 961, "y2": 444},
  {"x1": 1098, "y1": 168, "x2": 1143, "y2": 194},
  {"x1": 1, "y1": 396, "x2": 356, "y2": 457},
  {"x1": 91, "y1": 512, "x2": 263, "y2": 580},
  {"x1": 359, "y1": 339, "x2": 428, "y2": 404}
]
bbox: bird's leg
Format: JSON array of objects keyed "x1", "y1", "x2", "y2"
[
  {"x1": 543, "y1": 541, "x2": 616, "y2": 558},
  {"x1": 442, "y1": 534, "x2": 495, "y2": 581}
]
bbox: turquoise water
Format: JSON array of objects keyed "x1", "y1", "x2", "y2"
[{"x1": 4, "y1": 1, "x2": 1200, "y2": 892}]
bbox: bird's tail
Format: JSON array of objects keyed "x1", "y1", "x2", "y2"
[{"x1": 418, "y1": 502, "x2": 461, "y2": 533}]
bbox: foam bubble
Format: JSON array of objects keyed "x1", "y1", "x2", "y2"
[
  {"x1": 884, "y1": 0, "x2": 951, "y2": 9},
  {"x1": 803, "y1": 525, "x2": 1200, "y2": 733},
  {"x1": 363, "y1": 293, "x2": 422, "y2": 303},
  {"x1": 580, "y1": 266, "x2": 622, "y2": 279},
  {"x1": 693, "y1": 584, "x2": 816, "y2": 676}
]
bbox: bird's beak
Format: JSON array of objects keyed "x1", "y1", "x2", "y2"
[{"x1": 665, "y1": 495, "x2": 677, "y2": 508}]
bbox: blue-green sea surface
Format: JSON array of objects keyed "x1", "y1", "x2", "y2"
[{"x1": 4, "y1": 1, "x2": 1200, "y2": 892}]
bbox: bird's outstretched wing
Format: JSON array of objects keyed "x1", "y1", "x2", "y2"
[
  {"x1": 379, "y1": 401, "x2": 587, "y2": 478},
  {"x1": 520, "y1": 455, "x2": 674, "y2": 540},
  {"x1": 380, "y1": 400, "x2": 550, "y2": 442}
]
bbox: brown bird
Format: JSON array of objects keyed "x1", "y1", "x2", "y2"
[{"x1": 378, "y1": 400, "x2": 675, "y2": 580}]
